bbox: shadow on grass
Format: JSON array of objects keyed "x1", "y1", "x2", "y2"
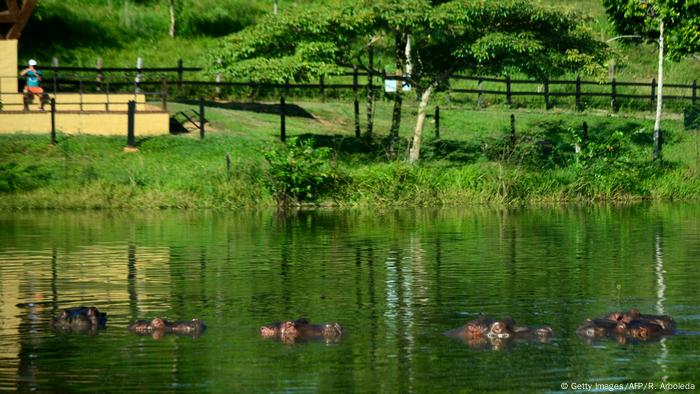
[
  {"x1": 176, "y1": 100, "x2": 316, "y2": 119},
  {"x1": 295, "y1": 133, "x2": 486, "y2": 164}
]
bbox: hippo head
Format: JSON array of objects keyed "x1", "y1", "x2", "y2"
[
  {"x1": 605, "y1": 311, "x2": 624, "y2": 322},
  {"x1": 629, "y1": 321, "x2": 661, "y2": 340},
  {"x1": 151, "y1": 317, "x2": 166, "y2": 330},
  {"x1": 487, "y1": 320, "x2": 512, "y2": 339},
  {"x1": 464, "y1": 316, "x2": 492, "y2": 337},
  {"x1": 260, "y1": 323, "x2": 280, "y2": 338},
  {"x1": 532, "y1": 326, "x2": 553, "y2": 339},
  {"x1": 321, "y1": 323, "x2": 344, "y2": 338},
  {"x1": 576, "y1": 319, "x2": 605, "y2": 338},
  {"x1": 613, "y1": 321, "x2": 628, "y2": 335},
  {"x1": 622, "y1": 308, "x2": 640, "y2": 323}
]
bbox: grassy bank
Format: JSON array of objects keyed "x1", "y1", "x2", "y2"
[{"x1": 1, "y1": 99, "x2": 699, "y2": 209}]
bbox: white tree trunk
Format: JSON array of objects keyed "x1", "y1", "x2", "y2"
[
  {"x1": 168, "y1": 0, "x2": 176, "y2": 38},
  {"x1": 404, "y1": 34, "x2": 412, "y2": 77},
  {"x1": 653, "y1": 20, "x2": 664, "y2": 161},
  {"x1": 408, "y1": 84, "x2": 435, "y2": 164}
]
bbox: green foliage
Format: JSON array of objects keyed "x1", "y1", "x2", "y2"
[
  {"x1": 0, "y1": 162, "x2": 53, "y2": 193},
  {"x1": 685, "y1": 104, "x2": 700, "y2": 130},
  {"x1": 208, "y1": 4, "x2": 374, "y2": 82},
  {"x1": 263, "y1": 137, "x2": 343, "y2": 205},
  {"x1": 178, "y1": 1, "x2": 265, "y2": 37},
  {"x1": 603, "y1": 0, "x2": 700, "y2": 61}
]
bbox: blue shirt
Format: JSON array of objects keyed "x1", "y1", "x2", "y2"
[{"x1": 25, "y1": 70, "x2": 42, "y2": 87}]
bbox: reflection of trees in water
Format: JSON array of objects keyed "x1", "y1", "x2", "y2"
[
  {"x1": 128, "y1": 242, "x2": 137, "y2": 320},
  {"x1": 653, "y1": 223, "x2": 669, "y2": 381}
]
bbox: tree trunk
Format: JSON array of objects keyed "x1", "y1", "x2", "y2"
[
  {"x1": 389, "y1": 32, "x2": 407, "y2": 158},
  {"x1": 366, "y1": 45, "x2": 375, "y2": 138},
  {"x1": 653, "y1": 20, "x2": 664, "y2": 161},
  {"x1": 168, "y1": 0, "x2": 176, "y2": 38},
  {"x1": 408, "y1": 84, "x2": 435, "y2": 164}
]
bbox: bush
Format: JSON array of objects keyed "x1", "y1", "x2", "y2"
[
  {"x1": 0, "y1": 162, "x2": 53, "y2": 193},
  {"x1": 263, "y1": 137, "x2": 342, "y2": 205}
]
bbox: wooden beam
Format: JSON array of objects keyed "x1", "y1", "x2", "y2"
[
  {"x1": 0, "y1": 10, "x2": 18, "y2": 23},
  {"x1": 5, "y1": 0, "x2": 36, "y2": 39},
  {"x1": 7, "y1": 0, "x2": 20, "y2": 17}
]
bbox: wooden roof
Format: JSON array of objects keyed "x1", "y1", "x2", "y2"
[{"x1": 0, "y1": 0, "x2": 37, "y2": 40}]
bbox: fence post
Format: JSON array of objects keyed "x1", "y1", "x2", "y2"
[
  {"x1": 435, "y1": 106, "x2": 440, "y2": 139},
  {"x1": 320, "y1": 75, "x2": 325, "y2": 102},
  {"x1": 127, "y1": 100, "x2": 136, "y2": 149},
  {"x1": 354, "y1": 98, "x2": 360, "y2": 138},
  {"x1": 105, "y1": 81, "x2": 110, "y2": 111},
  {"x1": 544, "y1": 79, "x2": 549, "y2": 111},
  {"x1": 161, "y1": 79, "x2": 168, "y2": 110},
  {"x1": 611, "y1": 78, "x2": 617, "y2": 112},
  {"x1": 226, "y1": 153, "x2": 231, "y2": 178},
  {"x1": 199, "y1": 97, "x2": 205, "y2": 139},
  {"x1": 50, "y1": 98, "x2": 56, "y2": 145},
  {"x1": 692, "y1": 80, "x2": 697, "y2": 105},
  {"x1": 575, "y1": 76, "x2": 582, "y2": 111},
  {"x1": 353, "y1": 65, "x2": 358, "y2": 93},
  {"x1": 177, "y1": 59, "x2": 184, "y2": 92},
  {"x1": 78, "y1": 77, "x2": 83, "y2": 112},
  {"x1": 477, "y1": 77, "x2": 484, "y2": 109},
  {"x1": 280, "y1": 96, "x2": 286, "y2": 142},
  {"x1": 51, "y1": 57, "x2": 59, "y2": 95},
  {"x1": 582, "y1": 121, "x2": 588, "y2": 146},
  {"x1": 510, "y1": 114, "x2": 516, "y2": 149},
  {"x1": 135, "y1": 57, "x2": 143, "y2": 94},
  {"x1": 506, "y1": 75, "x2": 512, "y2": 106},
  {"x1": 96, "y1": 57, "x2": 103, "y2": 92},
  {"x1": 650, "y1": 78, "x2": 656, "y2": 112}
]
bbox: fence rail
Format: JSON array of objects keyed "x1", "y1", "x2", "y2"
[{"x1": 9, "y1": 59, "x2": 698, "y2": 113}]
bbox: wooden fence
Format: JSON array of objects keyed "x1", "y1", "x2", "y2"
[{"x1": 17, "y1": 58, "x2": 698, "y2": 112}]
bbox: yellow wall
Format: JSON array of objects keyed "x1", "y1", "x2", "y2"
[
  {"x1": 0, "y1": 40, "x2": 18, "y2": 93},
  {"x1": 0, "y1": 111, "x2": 170, "y2": 135},
  {"x1": 1, "y1": 93, "x2": 153, "y2": 111}
]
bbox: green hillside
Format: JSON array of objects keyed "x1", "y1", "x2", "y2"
[{"x1": 18, "y1": 0, "x2": 700, "y2": 83}]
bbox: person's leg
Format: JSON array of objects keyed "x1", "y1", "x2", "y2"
[
  {"x1": 40, "y1": 93, "x2": 49, "y2": 111},
  {"x1": 22, "y1": 90, "x2": 31, "y2": 111}
]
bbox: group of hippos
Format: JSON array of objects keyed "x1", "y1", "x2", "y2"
[{"x1": 50, "y1": 306, "x2": 677, "y2": 348}]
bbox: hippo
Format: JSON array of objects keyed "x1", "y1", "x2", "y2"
[
  {"x1": 51, "y1": 306, "x2": 107, "y2": 334},
  {"x1": 260, "y1": 318, "x2": 344, "y2": 344},
  {"x1": 577, "y1": 308, "x2": 676, "y2": 343},
  {"x1": 128, "y1": 317, "x2": 206, "y2": 339},
  {"x1": 445, "y1": 316, "x2": 553, "y2": 350}
]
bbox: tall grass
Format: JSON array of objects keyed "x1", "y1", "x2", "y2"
[{"x1": 2, "y1": 100, "x2": 699, "y2": 209}]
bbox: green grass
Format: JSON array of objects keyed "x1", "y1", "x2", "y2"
[{"x1": 2, "y1": 99, "x2": 699, "y2": 209}]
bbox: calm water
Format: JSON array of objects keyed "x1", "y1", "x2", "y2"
[{"x1": 1, "y1": 205, "x2": 699, "y2": 392}]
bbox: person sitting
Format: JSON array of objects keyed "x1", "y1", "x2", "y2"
[{"x1": 20, "y1": 59, "x2": 49, "y2": 111}]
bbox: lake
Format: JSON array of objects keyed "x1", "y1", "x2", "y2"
[{"x1": 0, "y1": 205, "x2": 699, "y2": 392}]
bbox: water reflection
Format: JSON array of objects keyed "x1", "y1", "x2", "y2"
[{"x1": 0, "y1": 206, "x2": 699, "y2": 391}]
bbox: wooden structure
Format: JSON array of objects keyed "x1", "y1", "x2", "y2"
[{"x1": 0, "y1": 0, "x2": 36, "y2": 39}]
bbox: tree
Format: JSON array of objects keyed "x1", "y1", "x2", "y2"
[
  {"x1": 209, "y1": 1, "x2": 606, "y2": 164},
  {"x1": 209, "y1": 5, "x2": 374, "y2": 83},
  {"x1": 604, "y1": 0, "x2": 700, "y2": 161},
  {"x1": 209, "y1": 3, "x2": 377, "y2": 137},
  {"x1": 403, "y1": 0, "x2": 607, "y2": 163},
  {"x1": 169, "y1": 0, "x2": 176, "y2": 37}
]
